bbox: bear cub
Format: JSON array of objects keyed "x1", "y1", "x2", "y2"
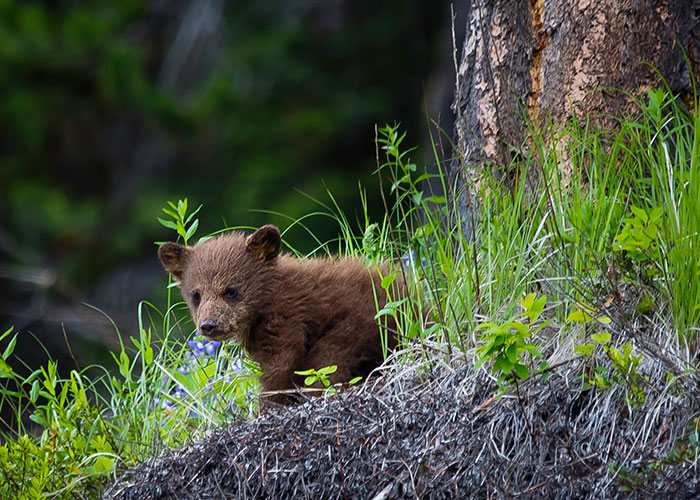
[{"x1": 158, "y1": 225, "x2": 399, "y2": 404}]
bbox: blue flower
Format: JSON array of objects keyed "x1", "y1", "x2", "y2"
[
  {"x1": 401, "y1": 250, "x2": 426, "y2": 271},
  {"x1": 157, "y1": 332, "x2": 252, "y2": 418},
  {"x1": 187, "y1": 333, "x2": 222, "y2": 358}
]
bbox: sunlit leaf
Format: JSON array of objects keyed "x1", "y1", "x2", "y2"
[
  {"x1": 574, "y1": 344, "x2": 595, "y2": 357},
  {"x1": 591, "y1": 331, "x2": 611, "y2": 345},
  {"x1": 567, "y1": 310, "x2": 594, "y2": 322},
  {"x1": 514, "y1": 363, "x2": 528, "y2": 379}
]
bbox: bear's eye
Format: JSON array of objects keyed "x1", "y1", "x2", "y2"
[
  {"x1": 191, "y1": 291, "x2": 201, "y2": 307},
  {"x1": 223, "y1": 287, "x2": 238, "y2": 300}
]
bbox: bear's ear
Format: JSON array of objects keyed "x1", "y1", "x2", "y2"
[
  {"x1": 246, "y1": 225, "x2": 281, "y2": 262},
  {"x1": 158, "y1": 242, "x2": 192, "y2": 280}
]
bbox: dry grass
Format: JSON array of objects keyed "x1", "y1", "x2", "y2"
[{"x1": 105, "y1": 304, "x2": 700, "y2": 500}]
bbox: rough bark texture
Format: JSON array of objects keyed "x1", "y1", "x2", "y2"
[{"x1": 451, "y1": 0, "x2": 700, "y2": 196}]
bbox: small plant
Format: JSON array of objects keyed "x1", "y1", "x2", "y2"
[
  {"x1": 570, "y1": 309, "x2": 646, "y2": 406},
  {"x1": 613, "y1": 205, "x2": 664, "y2": 279},
  {"x1": 157, "y1": 198, "x2": 202, "y2": 246},
  {"x1": 0, "y1": 327, "x2": 118, "y2": 498},
  {"x1": 295, "y1": 365, "x2": 362, "y2": 397},
  {"x1": 475, "y1": 293, "x2": 549, "y2": 386}
]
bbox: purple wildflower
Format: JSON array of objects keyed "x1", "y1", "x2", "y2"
[
  {"x1": 188, "y1": 333, "x2": 222, "y2": 358},
  {"x1": 157, "y1": 332, "x2": 252, "y2": 418},
  {"x1": 401, "y1": 250, "x2": 426, "y2": 271}
]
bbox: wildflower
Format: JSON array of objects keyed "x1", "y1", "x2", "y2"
[
  {"x1": 401, "y1": 250, "x2": 426, "y2": 271},
  {"x1": 187, "y1": 333, "x2": 222, "y2": 358},
  {"x1": 156, "y1": 332, "x2": 252, "y2": 419}
]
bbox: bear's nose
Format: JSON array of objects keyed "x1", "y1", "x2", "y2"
[{"x1": 199, "y1": 320, "x2": 217, "y2": 336}]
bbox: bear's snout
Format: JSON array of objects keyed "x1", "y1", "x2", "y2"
[{"x1": 199, "y1": 319, "x2": 218, "y2": 337}]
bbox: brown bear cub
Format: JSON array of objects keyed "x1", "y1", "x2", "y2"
[{"x1": 158, "y1": 225, "x2": 399, "y2": 404}]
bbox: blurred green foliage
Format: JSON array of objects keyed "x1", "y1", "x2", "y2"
[{"x1": 0, "y1": 0, "x2": 443, "y2": 339}]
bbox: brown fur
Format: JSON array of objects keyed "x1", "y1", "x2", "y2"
[{"x1": 158, "y1": 225, "x2": 399, "y2": 404}]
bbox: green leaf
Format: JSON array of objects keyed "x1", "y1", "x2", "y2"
[
  {"x1": 491, "y1": 334, "x2": 506, "y2": 347},
  {"x1": 415, "y1": 173, "x2": 434, "y2": 182},
  {"x1": 529, "y1": 295, "x2": 546, "y2": 320},
  {"x1": 29, "y1": 413, "x2": 48, "y2": 427},
  {"x1": 176, "y1": 220, "x2": 186, "y2": 238},
  {"x1": 598, "y1": 316, "x2": 612, "y2": 325},
  {"x1": 119, "y1": 351, "x2": 130, "y2": 378},
  {"x1": 30, "y1": 380, "x2": 40, "y2": 403},
  {"x1": 505, "y1": 343, "x2": 519, "y2": 364},
  {"x1": 304, "y1": 376, "x2": 317, "y2": 386},
  {"x1": 574, "y1": 344, "x2": 595, "y2": 357},
  {"x1": 591, "y1": 331, "x2": 611, "y2": 345},
  {"x1": 144, "y1": 346, "x2": 154, "y2": 365},
  {"x1": 643, "y1": 224, "x2": 658, "y2": 240},
  {"x1": 374, "y1": 298, "x2": 407, "y2": 319},
  {"x1": 381, "y1": 274, "x2": 397, "y2": 290},
  {"x1": 161, "y1": 207, "x2": 178, "y2": 218},
  {"x1": 0, "y1": 326, "x2": 14, "y2": 342},
  {"x1": 426, "y1": 195, "x2": 446, "y2": 204},
  {"x1": 185, "y1": 219, "x2": 199, "y2": 242},
  {"x1": 0, "y1": 358, "x2": 14, "y2": 378},
  {"x1": 631, "y1": 206, "x2": 648, "y2": 223},
  {"x1": 185, "y1": 204, "x2": 204, "y2": 224},
  {"x1": 528, "y1": 348, "x2": 543, "y2": 358},
  {"x1": 649, "y1": 206, "x2": 664, "y2": 223},
  {"x1": 477, "y1": 342, "x2": 498, "y2": 359},
  {"x1": 514, "y1": 363, "x2": 528, "y2": 379},
  {"x1": 520, "y1": 293, "x2": 536, "y2": 311},
  {"x1": 493, "y1": 356, "x2": 512, "y2": 374},
  {"x1": 2, "y1": 334, "x2": 17, "y2": 359},
  {"x1": 407, "y1": 322, "x2": 422, "y2": 340},
  {"x1": 421, "y1": 323, "x2": 440, "y2": 339},
  {"x1": 509, "y1": 322, "x2": 529, "y2": 335},
  {"x1": 25, "y1": 369, "x2": 41, "y2": 384},
  {"x1": 179, "y1": 198, "x2": 188, "y2": 217},
  {"x1": 567, "y1": 310, "x2": 595, "y2": 322},
  {"x1": 157, "y1": 217, "x2": 178, "y2": 230},
  {"x1": 348, "y1": 377, "x2": 363, "y2": 384},
  {"x1": 319, "y1": 365, "x2": 337, "y2": 375}
]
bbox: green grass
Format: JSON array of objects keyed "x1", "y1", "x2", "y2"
[{"x1": 1, "y1": 87, "x2": 699, "y2": 497}]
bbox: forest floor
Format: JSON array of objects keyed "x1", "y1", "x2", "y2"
[{"x1": 105, "y1": 335, "x2": 700, "y2": 500}]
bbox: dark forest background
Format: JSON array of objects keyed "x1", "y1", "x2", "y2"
[{"x1": 0, "y1": 1, "x2": 464, "y2": 374}]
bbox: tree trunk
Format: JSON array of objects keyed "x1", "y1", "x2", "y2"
[{"x1": 451, "y1": 0, "x2": 700, "y2": 214}]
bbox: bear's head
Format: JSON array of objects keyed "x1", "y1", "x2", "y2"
[{"x1": 158, "y1": 225, "x2": 281, "y2": 343}]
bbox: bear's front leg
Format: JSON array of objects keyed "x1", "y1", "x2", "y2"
[
  {"x1": 248, "y1": 318, "x2": 307, "y2": 405},
  {"x1": 258, "y1": 357, "x2": 305, "y2": 404}
]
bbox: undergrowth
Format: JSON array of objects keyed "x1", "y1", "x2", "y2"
[{"x1": 1, "y1": 88, "x2": 699, "y2": 498}]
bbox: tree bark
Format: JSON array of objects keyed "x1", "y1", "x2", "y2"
[{"x1": 451, "y1": 0, "x2": 700, "y2": 206}]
